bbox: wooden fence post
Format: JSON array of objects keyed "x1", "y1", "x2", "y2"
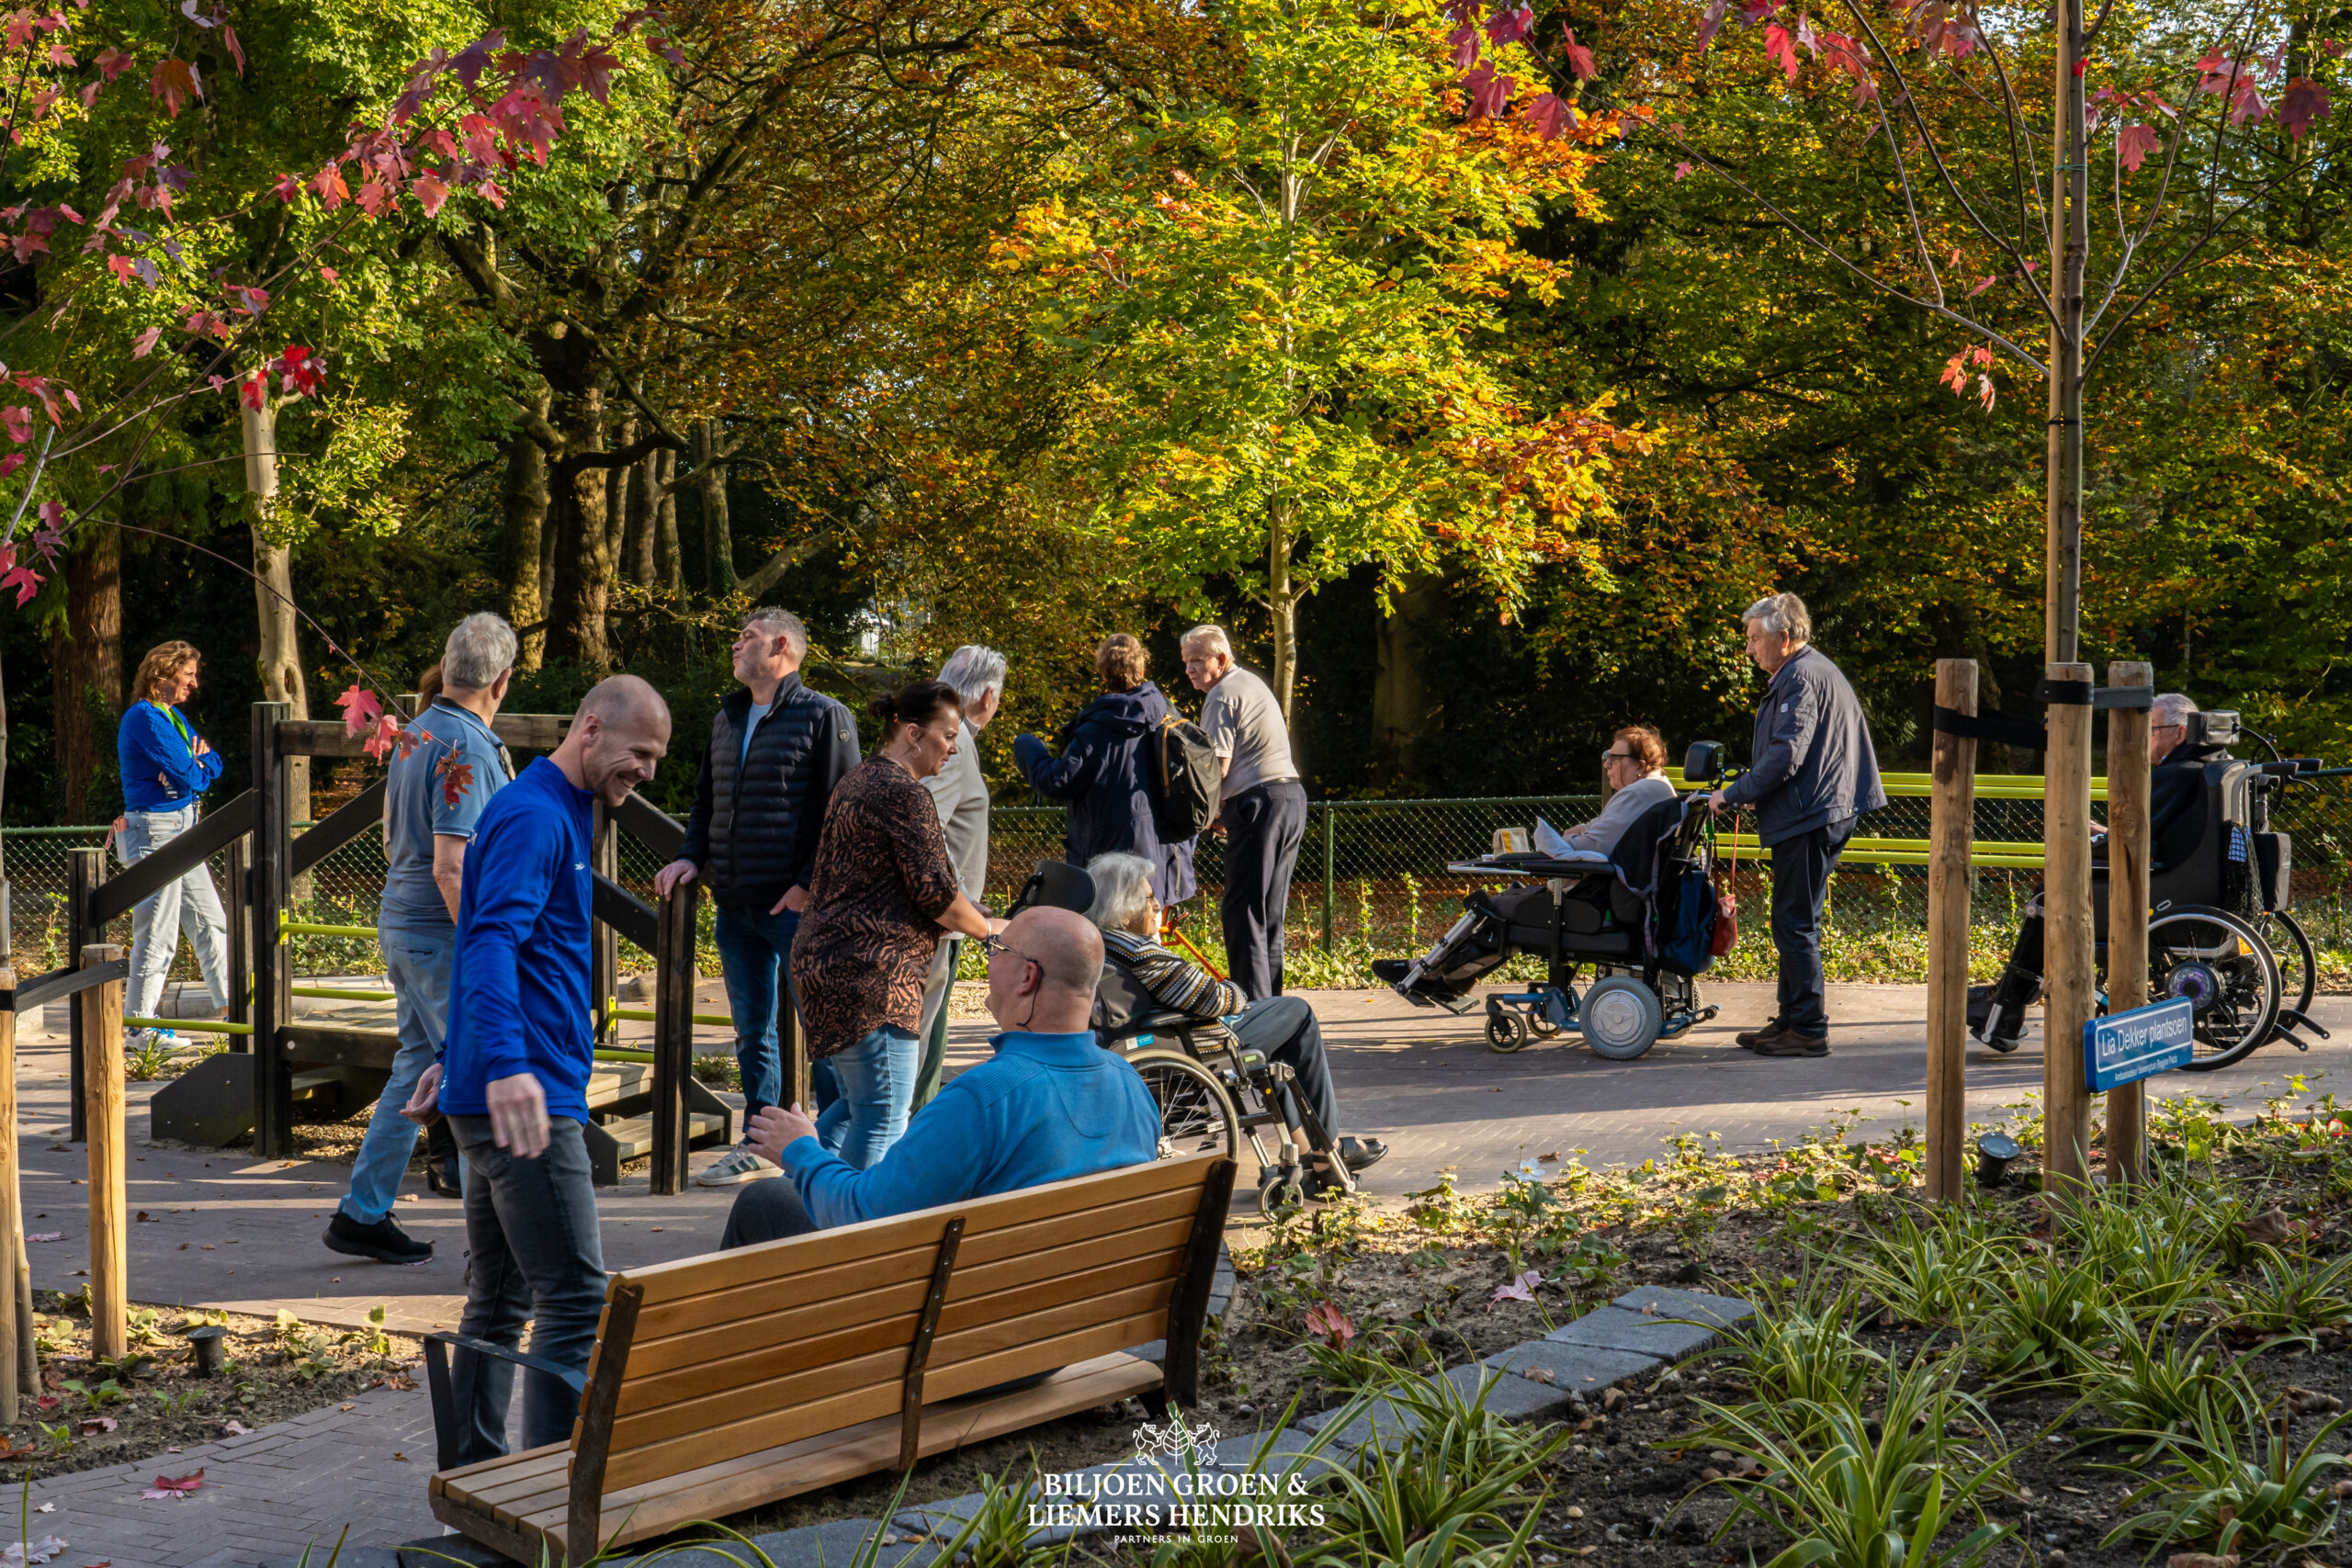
[
  {"x1": 1926, "y1": 660, "x2": 1978, "y2": 1200},
  {"x1": 252, "y1": 702, "x2": 293, "y2": 1157},
  {"x1": 2043, "y1": 663, "x2": 2097, "y2": 1192},
  {"x1": 79, "y1": 942, "x2": 128, "y2": 1360},
  {"x1": 650, "y1": 884, "x2": 697, "y2": 1196},
  {"x1": 2105, "y1": 662, "x2": 2154, "y2": 1187},
  {"x1": 0, "y1": 967, "x2": 19, "y2": 1422}
]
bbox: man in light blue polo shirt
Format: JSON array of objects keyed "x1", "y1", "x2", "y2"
[{"x1": 324, "y1": 614, "x2": 516, "y2": 1266}]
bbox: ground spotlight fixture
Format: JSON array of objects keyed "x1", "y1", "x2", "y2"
[
  {"x1": 185, "y1": 1323, "x2": 228, "y2": 1377},
  {"x1": 1974, "y1": 1132, "x2": 2022, "y2": 1188}
]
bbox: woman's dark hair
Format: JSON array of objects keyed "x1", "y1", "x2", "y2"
[{"x1": 869, "y1": 679, "x2": 962, "y2": 734}]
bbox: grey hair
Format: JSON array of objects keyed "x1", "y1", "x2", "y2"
[
  {"x1": 1741, "y1": 592, "x2": 1812, "y2": 646},
  {"x1": 1181, "y1": 624, "x2": 1233, "y2": 660},
  {"x1": 442, "y1": 613, "x2": 518, "y2": 691},
  {"x1": 743, "y1": 606, "x2": 808, "y2": 663},
  {"x1": 2153, "y1": 692, "x2": 2199, "y2": 729},
  {"x1": 937, "y1": 645, "x2": 1007, "y2": 712},
  {"x1": 1084, "y1": 852, "x2": 1158, "y2": 932}
]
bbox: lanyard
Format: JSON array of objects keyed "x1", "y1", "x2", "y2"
[{"x1": 160, "y1": 704, "x2": 198, "y2": 761}]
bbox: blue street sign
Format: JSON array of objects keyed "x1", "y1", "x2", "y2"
[{"x1": 2085, "y1": 997, "x2": 2196, "y2": 1091}]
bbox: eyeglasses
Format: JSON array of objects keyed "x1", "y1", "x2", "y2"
[
  {"x1": 2153, "y1": 723, "x2": 2185, "y2": 733},
  {"x1": 979, "y1": 933, "x2": 1038, "y2": 968},
  {"x1": 1600, "y1": 750, "x2": 1638, "y2": 764}
]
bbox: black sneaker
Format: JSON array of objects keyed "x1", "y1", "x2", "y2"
[
  {"x1": 323, "y1": 1211, "x2": 434, "y2": 1266},
  {"x1": 1752, "y1": 1032, "x2": 1829, "y2": 1058}
]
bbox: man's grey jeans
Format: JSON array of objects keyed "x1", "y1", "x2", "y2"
[{"x1": 444, "y1": 1114, "x2": 607, "y2": 1466}]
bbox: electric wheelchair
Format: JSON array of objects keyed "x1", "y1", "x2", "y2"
[
  {"x1": 1973, "y1": 711, "x2": 2327, "y2": 1070},
  {"x1": 1373, "y1": 742, "x2": 1729, "y2": 1061}
]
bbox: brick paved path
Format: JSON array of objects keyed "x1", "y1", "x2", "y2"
[{"x1": 10, "y1": 982, "x2": 2350, "y2": 1565}]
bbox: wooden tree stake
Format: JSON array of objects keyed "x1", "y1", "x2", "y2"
[
  {"x1": 2105, "y1": 662, "x2": 2154, "y2": 1187},
  {"x1": 1926, "y1": 660, "x2": 1978, "y2": 1200},
  {"x1": 2043, "y1": 664, "x2": 2097, "y2": 1191},
  {"x1": 80, "y1": 943, "x2": 128, "y2": 1360}
]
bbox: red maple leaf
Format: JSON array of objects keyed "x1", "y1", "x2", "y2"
[
  {"x1": 335, "y1": 682, "x2": 384, "y2": 738},
  {"x1": 149, "y1": 57, "x2": 201, "y2": 118},
  {"x1": 143, "y1": 1468, "x2": 204, "y2": 1499},
  {"x1": 2115, "y1": 122, "x2": 2160, "y2": 173},
  {"x1": 1561, "y1": 25, "x2": 1597, "y2": 80},
  {"x1": 2279, "y1": 77, "x2": 2333, "y2": 139},
  {"x1": 438, "y1": 756, "x2": 477, "y2": 808},
  {"x1": 362, "y1": 713, "x2": 405, "y2": 762}
]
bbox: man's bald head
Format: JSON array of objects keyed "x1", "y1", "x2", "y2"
[
  {"x1": 987, "y1": 907, "x2": 1106, "y2": 1034},
  {"x1": 555, "y1": 674, "x2": 672, "y2": 807}
]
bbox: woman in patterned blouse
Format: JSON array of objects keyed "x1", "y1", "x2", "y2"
[{"x1": 790, "y1": 680, "x2": 1001, "y2": 1168}]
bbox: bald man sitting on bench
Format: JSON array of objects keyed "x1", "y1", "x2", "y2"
[{"x1": 722, "y1": 906, "x2": 1162, "y2": 1247}]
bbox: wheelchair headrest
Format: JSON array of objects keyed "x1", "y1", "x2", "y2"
[
  {"x1": 2187, "y1": 710, "x2": 2241, "y2": 747},
  {"x1": 1681, "y1": 740, "x2": 1727, "y2": 786},
  {"x1": 1011, "y1": 859, "x2": 1097, "y2": 917}
]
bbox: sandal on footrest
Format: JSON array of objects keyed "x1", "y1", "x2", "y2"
[{"x1": 1337, "y1": 1136, "x2": 1387, "y2": 1172}]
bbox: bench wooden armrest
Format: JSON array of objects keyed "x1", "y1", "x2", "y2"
[{"x1": 423, "y1": 1332, "x2": 591, "y2": 1472}]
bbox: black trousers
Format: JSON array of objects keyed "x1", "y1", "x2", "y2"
[
  {"x1": 1769, "y1": 819, "x2": 1854, "y2": 1035},
  {"x1": 1220, "y1": 780, "x2": 1308, "y2": 1002}
]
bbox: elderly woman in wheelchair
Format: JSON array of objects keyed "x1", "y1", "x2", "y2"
[
  {"x1": 1372, "y1": 739, "x2": 1726, "y2": 1059},
  {"x1": 1085, "y1": 852, "x2": 1385, "y2": 1210}
]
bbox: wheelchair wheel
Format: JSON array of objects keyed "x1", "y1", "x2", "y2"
[
  {"x1": 2153, "y1": 908, "x2": 2282, "y2": 1072},
  {"x1": 1580, "y1": 976, "x2": 1663, "y2": 1061},
  {"x1": 2256, "y1": 909, "x2": 2318, "y2": 1025},
  {"x1": 1253, "y1": 1165, "x2": 1306, "y2": 1216},
  {"x1": 1485, "y1": 1010, "x2": 1532, "y2": 1053},
  {"x1": 1128, "y1": 1049, "x2": 1240, "y2": 1158},
  {"x1": 1529, "y1": 1015, "x2": 1563, "y2": 1038}
]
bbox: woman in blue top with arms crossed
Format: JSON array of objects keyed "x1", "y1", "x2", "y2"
[{"x1": 115, "y1": 641, "x2": 232, "y2": 1039}]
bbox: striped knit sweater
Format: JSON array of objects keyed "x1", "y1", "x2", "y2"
[{"x1": 1102, "y1": 927, "x2": 1248, "y2": 1021}]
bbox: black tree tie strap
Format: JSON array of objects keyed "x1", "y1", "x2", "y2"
[{"x1": 1933, "y1": 706, "x2": 2048, "y2": 751}]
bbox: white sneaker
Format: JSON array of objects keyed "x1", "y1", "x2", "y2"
[{"x1": 694, "y1": 1143, "x2": 780, "y2": 1187}]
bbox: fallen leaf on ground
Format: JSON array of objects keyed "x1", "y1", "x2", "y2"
[
  {"x1": 33, "y1": 1396, "x2": 57, "y2": 1412},
  {"x1": 2167, "y1": 1556, "x2": 2239, "y2": 1568},
  {"x1": 31, "y1": 1504, "x2": 51, "y2": 1513},
  {"x1": 135, "y1": 1212, "x2": 153, "y2": 1222},
  {"x1": 1522, "y1": 1365, "x2": 1555, "y2": 1384},
  {"x1": 24, "y1": 1234, "x2": 61, "y2": 1243},
  {"x1": 142, "y1": 1470, "x2": 204, "y2": 1499},
  {"x1": 78, "y1": 1416, "x2": 117, "y2": 1434},
  {"x1": 369, "y1": 1373, "x2": 415, "y2": 1392},
  {"x1": 393, "y1": 1452, "x2": 410, "y2": 1461},
  {"x1": 1602, "y1": 1388, "x2": 1627, "y2": 1411},
  {"x1": 1, "y1": 1534, "x2": 67, "y2": 1564},
  {"x1": 338, "y1": 1403, "x2": 355, "y2": 1412},
  {"x1": 221, "y1": 1421, "x2": 251, "y2": 1436}
]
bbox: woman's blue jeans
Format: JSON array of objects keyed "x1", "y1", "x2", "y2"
[{"x1": 813, "y1": 1026, "x2": 919, "y2": 1170}]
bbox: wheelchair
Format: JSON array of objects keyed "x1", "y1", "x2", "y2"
[
  {"x1": 1980, "y1": 711, "x2": 2328, "y2": 1071},
  {"x1": 1093, "y1": 960, "x2": 1355, "y2": 1217},
  {"x1": 1375, "y1": 742, "x2": 1728, "y2": 1061}
]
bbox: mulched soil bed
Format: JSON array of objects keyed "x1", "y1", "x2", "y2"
[{"x1": 0, "y1": 1293, "x2": 423, "y2": 1482}]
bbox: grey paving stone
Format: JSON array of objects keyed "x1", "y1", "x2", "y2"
[
  {"x1": 1442, "y1": 1360, "x2": 1581, "y2": 1425},
  {"x1": 1484, "y1": 1337, "x2": 1661, "y2": 1393},
  {"x1": 1609, "y1": 1284, "x2": 1755, "y2": 1329},
  {"x1": 1542, "y1": 1305, "x2": 1722, "y2": 1359}
]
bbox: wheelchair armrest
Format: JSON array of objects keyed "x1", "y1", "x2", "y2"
[
  {"x1": 423, "y1": 1331, "x2": 588, "y2": 1472},
  {"x1": 1102, "y1": 1010, "x2": 1205, "y2": 1048}
]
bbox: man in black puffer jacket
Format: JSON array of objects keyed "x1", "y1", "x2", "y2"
[{"x1": 655, "y1": 608, "x2": 860, "y2": 1186}]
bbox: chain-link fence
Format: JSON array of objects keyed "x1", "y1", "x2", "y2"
[{"x1": 8, "y1": 773, "x2": 2348, "y2": 987}]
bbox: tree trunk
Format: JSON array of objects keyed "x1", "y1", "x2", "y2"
[
  {"x1": 244, "y1": 385, "x2": 310, "y2": 823},
  {"x1": 1266, "y1": 502, "x2": 1299, "y2": 731},
  {"x1": 548, "y1": 387, "x2": 615, "y2": 671},
  {"x1": 608, "y1": 414, "x2": 637, "y2": 585},
  {"x1": 2046, "y1": 10, "x2": 2086, "y2": 662},
  {"x1": 653, "y1": 449, "x2": 682, "y2": 592},
  {"x1": 1370, "y1": 570, "x2": 1443, "y2": 789},
  {"x1": 694, "y1": 420, "x2": 736, "y2": 595},
  {"x1": 503, "y1": 389, "x2": 552, "y2": 672},
  {"x1": 51, "y1": 526, "x2": 123, "y2": 821},
  {"x1": 633, "y1": 449, "x2": 662, "y2": 586}
]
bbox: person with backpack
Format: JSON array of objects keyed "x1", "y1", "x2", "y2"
[
  {"x1": 1012, "y1": 634, "x2": 1199, "y2": 906},
  {"x1": 1182, "y1": 624, "x2": 1305, "y2": 1000}
]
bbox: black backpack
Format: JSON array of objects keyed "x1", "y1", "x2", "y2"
[{"x1": 1147, "y1": 715, "x2": 1220, "y2": 843}]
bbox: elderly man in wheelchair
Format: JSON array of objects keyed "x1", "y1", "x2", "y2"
[
  {"x1": 1372, "y1": 741, "x2": 1728, "y2": 1059},
  {"x1": 1969, "y1": 698, "x2": 2327, "y2": 1069},
  {"x1": 1086, "y1": 851, "x2": 1385, "y2": 1213}
]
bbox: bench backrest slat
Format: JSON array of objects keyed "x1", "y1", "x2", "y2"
[{"x1": 587, "y1": 1152, "x2": 1223, "y2": 1496}]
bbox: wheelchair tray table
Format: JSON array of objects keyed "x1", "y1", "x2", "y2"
[{"x1": 1444, "y1": 853, "x2": 1617, "y2": 879}]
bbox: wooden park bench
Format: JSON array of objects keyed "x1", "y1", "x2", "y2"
[{"x1": 424, "y1": 1150, "x2": 1237, "y2": 1563}]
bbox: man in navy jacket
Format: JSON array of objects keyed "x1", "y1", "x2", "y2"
[
  {"x1": 1708, "y1": 592, "x2": 1885, "y2": 1058},
  {"x1": 718, "y1": 905, "x2": 1159, "y2": 1245},
  {"x1": 421, "y1": 675, "x2": 672, "y2": 1466},
  {"x1": 655, "y1": 607, "x2": 859, "y2": 1187}
]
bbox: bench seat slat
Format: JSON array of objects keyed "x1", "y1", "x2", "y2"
[
  {"x1": 616, "y1": 1247, "x2": 1187, "y2": 1416},
  {"x1": 460, "y1": 1351, "x2": 1166, "y2": 1557},
  {"x1": 626, "y1": 1215, "x2": 1199, "y2": 1378},
  {"x1": 429, "y1": 1440, "x2": 571, "y2": 1495},
  {"x1": 620, "y1": 1156, "x2": 1215, "y2": 1305}
]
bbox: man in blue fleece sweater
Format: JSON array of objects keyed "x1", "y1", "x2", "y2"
[
  {"x1": 719, "y1": 905, "x2": 1159, "y2": 1247},
  {"x1": 419, "y1": 674, "x2": 671, "y2": 1465}
]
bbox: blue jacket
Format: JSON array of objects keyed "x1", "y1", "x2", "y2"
[
  {"x1": 780, "y1": 1030, "x2": 1160, "y2": 1228},
  {"x1": 1012, "y1": 682, "x2": 1197, "y2": 903},
  {"x1": 119, "y1": 702, "x2": 222, "y2": 813},
  {"x1": 437, "y1": 757, "x2": 598, "y2": 1121},
  {"x1": 1722, "y1": 645, "x2": 1886, "y2": 848}
]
